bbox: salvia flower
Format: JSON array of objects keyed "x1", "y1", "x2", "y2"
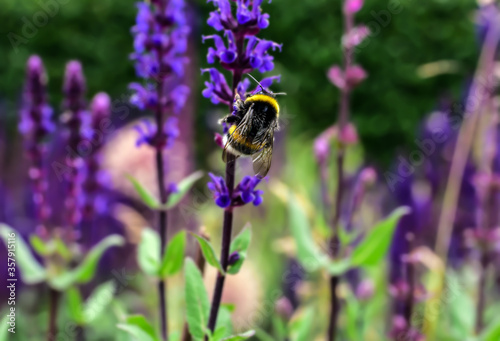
[
  {"x1": 82, "y1": 93, "x2": 112, "y2": 219},
  {"x1": 233, "y1": 175, "x2": 264, "y2": 206},
  {"x1": 129, "y1": 0, "x2": 190, "y2": 147},
  {"x1": 207, "y1": 173, "x2": 264, "y2": 208},
  {"x1": 134, "y1": 117, "x2": 180, "y2": 149},
  {"x1": 207, "y1": 173, "x2": 231, "y2": 208},
  {"x1": 206, "y1": 0, "x2": 270, "y2": 33},
  {"x1": 62, "y1": 60, "x2": 89, "y2": 230},
  {"x1": 202, "y1": 0, "x2": 281, "y2": 106},
  {"x1": 19, "y1": 55, "x2": 55, "y2": 229}
]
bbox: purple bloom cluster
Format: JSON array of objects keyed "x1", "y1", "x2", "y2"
[
  {"x1": 129, "y1": 0, "x2": 190, "y2": 150},
  {"x1": 82, "y1": 93, "x2": 112, "y2": 219},
  {"x1": 19, "y1": 55, "x2": 55, "y2": 229},
  {"x1": 202, "y1": 0, "x2": 281, "y2": 106},
  {"x1": 62, "y1": 60, "x2": 89, "y2": 229},
  {"x1": 207, "y1": 173, "x2": 264, "y2": 208},
  {"x1": 134, "y1": 117, "x2": 179, "y2": 149}
]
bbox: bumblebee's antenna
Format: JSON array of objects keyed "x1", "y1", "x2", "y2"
[{"x1": 247, "y1": 74, "x2": 266, "y2": 92}]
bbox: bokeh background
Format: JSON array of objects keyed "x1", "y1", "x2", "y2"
[{"x1": 1, "y1": 0, "x2": 500, "y2": 340}]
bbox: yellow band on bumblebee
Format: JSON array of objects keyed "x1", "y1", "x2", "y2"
[{"x1": 245, "y1": 94, "x2": 279, "y2": 115}]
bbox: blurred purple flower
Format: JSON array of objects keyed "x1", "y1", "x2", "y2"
[
  {"x1": 135, "y1": 117, "x2": 179, "y2": 149},
  {"x1": 388, "y1": 315, "x2": 425, "y2": 341},
  {"x1": 62, "y1": 60, "x2": 89, "y2": 230},
  {"x1": 355, "y1": 279, "x2": 374, "y2": 301},
  {"x1": 82, "y1": 93, "x2": 111, "y2": 220},
  {"x1": 19, "y1": 55, "x2": 55, "y2": 230},
  {"x1": 274, "y1": 296, "x2": 294, "y2": 321}
]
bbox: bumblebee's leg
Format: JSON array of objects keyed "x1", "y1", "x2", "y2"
[{"x1": 221, "y1": 114, "x2": 241, "y2": 125}]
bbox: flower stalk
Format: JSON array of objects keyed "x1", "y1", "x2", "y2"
[
  {"x1": 201, "y1": 0, "x2": 280, "y2": 335},
  {"x1": 327, "y1": 1, "x2": 367, "y2": 340},
  {"x1": 129, "y1": 0, "x2": 190, "y2": 339}
]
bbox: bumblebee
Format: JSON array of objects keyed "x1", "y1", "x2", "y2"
[{"x1": 221, "y1": 76, "x2": 283, "y2": 179}]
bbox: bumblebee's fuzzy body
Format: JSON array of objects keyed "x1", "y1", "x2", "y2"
[{"x1": 221, "y1": 91, "x2": 280, "y2": 178}]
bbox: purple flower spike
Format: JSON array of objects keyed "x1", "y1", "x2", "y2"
[
  {"x1": 19, "y1": 55, "x2": 54, "y2": 228},
  {"x1": 207, "y1": 173, "x2": 231, "y2": 208},
  {"x1": 82, "y1": 92, "x2": 112, "y2": 220},
  {"x1": 204, "y1": 0, "x2": 281, "y2": 77},
  {"x1": 129, "y1": 0, "x2": 190, "y2": 119},
  {"x1": 62, "y1": 60, "x2": 89, "y2": 230}
]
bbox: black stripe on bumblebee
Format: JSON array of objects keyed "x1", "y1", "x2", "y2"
[{"x1": 220, "y1": 75, "x2": 285, "y2": 179}]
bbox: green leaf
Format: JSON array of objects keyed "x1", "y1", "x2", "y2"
[
  {"x1": 351, "y1": 207, "x2": 410, "y2": 267},
  {"x1": 30, "y1": 234, "x2": 49, "y2": 256},
  {"x1": 164, "y1": 171, "x2": 203, "y2": 209},
  {"x1": 480, "y1": 316, "x2": 500, "y2": 341},
  {"x1": 447, "y1": 272, "x2": 474, "y2": 337},
  {"x1": 138, "y1": 228, "x2": 161, "y2": 276},
  {"x1": 0, "y1": 314, "x2": 9, "y2": 341},
  {"x1": 127, "y1": 175, "x2": 160, "y2": 209},
  {"x1": 0, "y1": 224, "x2": 46, "y2": 284},
  {"x1": 67, "y1": 287, "x2": 85, "y2": 324},
  {"x1": 160, "y1": 231, "x2": 186, "y2": 277},
  {"x1": 83, "y1": 280, "x2": 116, "y2": 324},
  {"x1": 215, "y1": 304, "x2": 234, "y2": 338},
  {"x1": 254, "y1": 328, "x2": 275, "y2": 341},
  {"x1": 192, "y1": 233, "x2": 224, "y2": 274},
  {"x1": 117, "y1": 315, "x2": 159, "y2": 341},
  {"x1": 345, "y1": 291, "x2": 361, "y2": 341},
  {"x1": 211, "y1": 326, "x2": 227, "y2": 341},
  {"x1": 290, "y1": 307, "x2": 315, "y2": 341},
  {"x1": 50, "y1": 235, "x2": 124, "y2": 290},
  {"x1": 227, "y1": 225, "x2": 252, "y2": 275},
  {"x1": 272, "y1": 315, "x2": 287, "y2": 340},
  {"x1": 221, "y1": 330, "x2": 255, "y2": 341},
  {"x1": 169, "y1": 331, "x2": 181, "y2": 341},
  {"x1": 184, "y1": 258, "x2": 210, "y2": 341},
  {"x1": 288, "y1": 194, "x2": 329, "y2": 272}
]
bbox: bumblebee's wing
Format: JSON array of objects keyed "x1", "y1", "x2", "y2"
[
  {"x1": 222, "y1": 107, "x2": 253, "y2": 162},
  {"x1": 252, "y1": 127, "x2": 274, "y2": 179}
]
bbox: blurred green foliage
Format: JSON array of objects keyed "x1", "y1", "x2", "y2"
[{"x1": 0, "y1": 0, "x2": 478, "y2": 165}]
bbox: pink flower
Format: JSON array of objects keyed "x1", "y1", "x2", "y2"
[
  {"x1": 327, "y1": 65, "x2": 367, "y2": 90},
  {"x1": 342, "y1": 25, "x2": 370, "y2": 49},
  {"x1": 345, "y1": 65, "x2": 367, "y2": 88},
  {"x1": 344, "y1": 0, "x2": 364, "y2": 15},
  {"x1": 327, "y1": 65, "x2": 345, "y2": 89}
]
